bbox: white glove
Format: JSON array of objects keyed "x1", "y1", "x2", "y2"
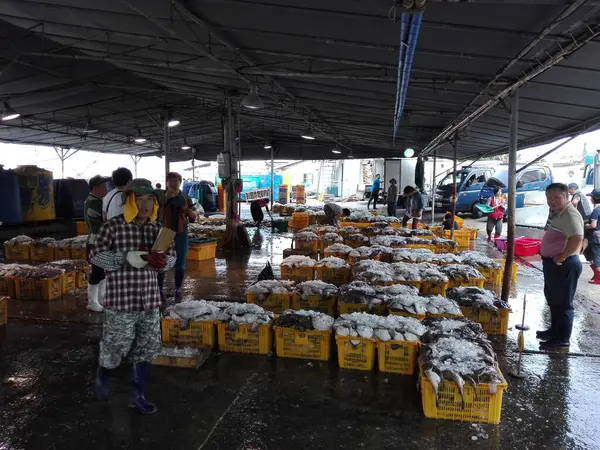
[{"x1": 127, "y1": 251, "x2": 148, "y2": 269}]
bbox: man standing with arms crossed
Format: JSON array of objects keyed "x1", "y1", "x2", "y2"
[{"x1": 537, "y1": 183, "x2": 584, "y2": 349}]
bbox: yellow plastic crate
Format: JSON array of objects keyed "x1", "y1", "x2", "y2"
[
  {"x1": 291, "y1": 294, "x2": 336, "y2": 316},
  {"x1": 315, "y1": 266, "x2": 351, "y2": 286},
  {"x1": 323, "y1": 251, "x2": 352, "y2": 262},
  {"x1": 465, "y1": 227, "x2": 478, "y2": 240},
  {"x1": 377, "y1": 340, "x2": 419, "y2": 374},
  {"x1": 294, "y1": 240, "x2": 319, "y2": 255},
  {"x1": 15, "y1": 276, "x2": 62, "y2": 301},
  {"x1": 454, "y1": 215, "x2": 464, "y2": 229},
  {"x1": 335, "y1": 335, "x2": 376, "y2": 371},
  {"x1": 187, "y1": 242, "x2": 217, "y2": 260},
  {"x1": 0, "y1": 296, "x2": 7, "y2": 326},
  {"x1": 343, "y1": 238, "x2": 369, "y2": 249},
  {"x1": 407, "y1": 243, "x2": 437, "y2": 252},
  {"x1": 389, "y1": 310, "x2": 426, "y2": 321},
  {"x1": 76, "y1": 270, "x2": 88, "y2": 288},
  {"x1": 3, "y1": 243, "x2": 30, "y2": 261},
  {"x1": 280, "y1": 265, "x2": 315, "y2": 283},
  {"x1": 71, "y1": 247, "x2": 88, "y2": 261},
  {"x1": 319, "y1": 240, "x2": 340, "y2": 255},
  {"x1": 0, "y1": 276, "x2": 16, "y2": 298},
  {"x1": 30, "y1": 245, "x2": 57, "y2": 262},
  {"x1": 434, "y1": 244, "x2": 458, "y2": 254},
  {"x1": 420, "y1": 368, "x2": 508, "y2": 424},
  {"x1": 348, "y1": 254, "x2": 371, "y2": 265},
  {"x1": 447, "y1": 278, "x2": 485, "y2": 289},
  {"x1": 338, "y1": 302, "x2": 386, "y2": 316},
  {"x1": 393, "y1": 280, "x2": 422, "y2": 290},
  {"x1": 161, "y1": 318, "x2": 216, "y2": 348},
  {"x1": 55, "y1": 247, "x2": 72, "y2": 260},
  {"x1": 494, "y1": 259, "x2": 517, "y2": 282},
  {"x1": 477, "y1": 266, "x2": 503, "y2": 285},
  {"x1": 274, "y1": 327, "x2": 331, "y2": 361},
  {"x1": 339, "y1": 222, "x2": 371, "y2": 229},
  {"x1": 59, "y1": 272, "x2": 76, "y2": 294},
  {"x1": 217, "y1": 322, "x2": 273, "y2": 355},
  {"x1": 152, "y1": 354, "x2": 205, "y2": 369},
  {"x1": 246, "y1": 292, "x2": 293, "y2": 314},
  {"x1": 420, "y1": 281, "x2": 448, "y2": 297},
  {"x1": 460, "y1": 307, "x2": 511, "y2": 335},
  {"x1": 76, "y1": 221, "x2": 87, "y2": 235},
  {"x1": 442, "y1": 229, "x2": 471, "y2": 248}
]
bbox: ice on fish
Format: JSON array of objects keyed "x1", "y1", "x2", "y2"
[
  {"x1": 324, "y1": 243, "x2": 353, "y2": 255},
  {"x1": 294, "y1": 231, "x2": 319, "y2": 242},
  {"x1": 294, "y1": 280, "x2": 339, "y2": 299},
  {"x1": 458, "y1": 251, "x2": 502, "y2": 269},
  {"x1": 439, "y1": 264, "x2": 484, "y2": 280},
  {"x1": 274, "y1": 309, "x2": 334, "y2": 331},
  {"x1": 246, "y1": 280, "x2": 295, "y2": 300},
  {"x1": 281, "y1": 255, "x2": 317, "y2": 268},
  {"x1": 315, "y1": 257, "x2": 350, "y2": 270}
]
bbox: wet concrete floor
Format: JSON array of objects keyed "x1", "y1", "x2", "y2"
[{"x1": 2, "y1": 212, "x2": 600, "y2": 449}]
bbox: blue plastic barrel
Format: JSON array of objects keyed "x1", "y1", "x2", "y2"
[{"x1": 0, "y1": 167, "x2": 23, "y2": 225}]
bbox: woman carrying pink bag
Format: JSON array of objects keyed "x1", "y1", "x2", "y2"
[{"x1": 486, "y1": 187, "x2": 506, "y2": 244}]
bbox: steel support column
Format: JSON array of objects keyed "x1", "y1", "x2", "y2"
[
  {"x1": 270, "y1": 147, "x2": 274, "y2": 209},
  {"x1": 131, "y1": 155, "x2": 142, "y2": 178},
  {"x1": 450, "y1": 135, "x2": 458, "y2": 241},
  {"x1": 431, "y1": 151, "x2": 437, "y2": 225},
  {"x1": 163, "y1": 112, "x2": 170, "y2": 179},
  {"x1": 502, "y1": 89, "x2": 519, "y2": 302}
]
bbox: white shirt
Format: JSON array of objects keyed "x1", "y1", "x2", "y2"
[{"x1": 103, "y1": 188, "x2": 124, "y2": 221}]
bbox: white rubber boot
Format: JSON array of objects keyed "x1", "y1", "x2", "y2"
[
  {"x1": 97, "y1": 279, "x2": 107, "y2": 306},
  {"x1": 87, "y1": 283, "x2": 103, "y2": 312}
]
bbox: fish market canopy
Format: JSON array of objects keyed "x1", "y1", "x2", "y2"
[{"x1": 0, "y1": 0, "x2": 600, "y2": 162}]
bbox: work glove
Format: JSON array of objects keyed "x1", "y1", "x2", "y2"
[
  {"x1": 127, "y1": 251, "x2": 149, "y2": 269},
  {"x1": 146, "y1": 251, "x2": 167, "y2": 269}
]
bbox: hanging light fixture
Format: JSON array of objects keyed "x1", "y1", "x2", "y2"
[
  {"x1": 134, "y1": 128, "x2": 146, "y2": 144},
  {"x1": 332, "y1": 147, "x2": 341, "y2": 154},
  {"x1": 168, "y1": 117, "x2": 180, "y2": 127},
  {"x1": 1, "y1": 102, "x2": 20, "y2": 121},
  {"x1": 301, "y1": 127, "x2": 315, "y2": 140},
  {"x1": 181, "y1": 139, "x2": 191, "y2": 150},
  {"x1": 404, "y1": 147, "x2": 415, "y2": 158},
  {"x1": 264, "y1": 140, "x2": 272, "y2": 149},
  {"x1": 83, "y1": 117, "x2": 97, "y2": 133},
  {"x1": 241, "y1": 85, "x2": 264, "y2": 110}
]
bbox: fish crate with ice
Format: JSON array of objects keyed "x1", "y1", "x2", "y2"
[
  {"x1": 29, "y1": 244, "x2": 57, "y2": 262},
  {"x1": 465, "y1": 228, "x2": 478, "y2": 240},
  {"x1": 0, "y1": 296, "x2": 7, "y2": 326},
  {"x1": 292, "y1": 294, "x2": 337, "y2": 316},
  {"x1": 338, "y1": 302, "x2": 387, "y2": 316},
  {"x1": 476, "y1": 266, "x2": 503, "y2": 285},
  {"x1": 447, "y1": 277, "x2": 485, "y2": 289},
  {"x1": 335, "y1": 335, "x2": 376, "y2": 371},
  {"x1": 441, "y1": 229, "x2": 471, "y2": 248},
  {"x1": 55, "y1": 247, "x2": 72, "y2": 260},
  {"x1": 393, "y1": 280, "x2": 422, "y2": 290},
  {"x1": 274, "y1": 327, "x2": 332, "y2": 361},
  {"x1": 293, "y1": 239, "x2": 319, "y2": 255},
  {"x1": 280, "y1": 266, "x2": 315, "y2": 283},
  {"x1": 0, "y1": 276, "x2": 16, "y2": 298},
  {"x1": 246, "y1": 292, "x2": 293, "y2": 314},
  {"x1": 71, "y1": 247, "x2": 88, "y2": 261},
  {"x1": 15, "y1": 276, "x2": 62, "y2": 301},
  {"x1": 314, "y1": 267, "x2": 351, "y2": 286},
  {"x1": 407, "y1": 243, "x2": 437, "y2": 252},
  {"x1": 323, "y1": 250, "x2": 351, "y2": 261},
  {"x1": 420, "y1": 368, "x2": 508, "y2": 424},
  {"x1": 420, "y1": 280, "x2": 448, "y2": 296},
  {"x1": 377, "y1": 340, "x2": 419, "y2": 375},
  {"x1": 217, "y1": 322, "x2": 273, "y2": 355},
  {"x1": 4, "y1": 243, "x2": 31, "y2": 261},
  {"x1": 161, "y1": 318, "x2": 216, "y2": 348},
  {"x1": 389, "y1": 309, "x2": 426, "y2": 321},
  {"x1": 75, "y1": 270, "x2": 88, "y2": 288},
  {"x1": 460, "y1": 307, "x2": 511, "y2": 335},
  {"x1": 59, "y1": 272, "x2": 76, "y2": 294},
  {"x1": 339, "y1": 221, "x2": 371, "y2": 229}
]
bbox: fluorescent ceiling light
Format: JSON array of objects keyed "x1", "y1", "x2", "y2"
[
  {"x1": 332, "y1": 149, "x2": 341, "y2": 154},
  {"x1": 181, "y1": 139, "x2": 191, "y2": 150},
  {"x1": 83, "y1": 118, "x2": 97, "y2": 133},
  {"x1": 168, "y1": 118, "x2": 180, "y2": 127},
  {"x1": 134, "y1": 128, "x2": 146, "y2": 143},
  {"x1": 1, "y1": 102, "x2": 20, "y2": 121},
  {"x1": 301, "y1": 129, "x2": 315, "y2": 140},
  {"x1": 264, "y1": 141, "x2": 272, "y2": 149}
]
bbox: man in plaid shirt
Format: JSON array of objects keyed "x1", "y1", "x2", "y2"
[{"x1": 90, "y1": 179, "x2": 175, "y2": 414}]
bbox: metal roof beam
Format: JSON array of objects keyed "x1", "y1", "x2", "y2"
[{"x1": 422, "y1": 6, "x2": 600, "y2": 155}]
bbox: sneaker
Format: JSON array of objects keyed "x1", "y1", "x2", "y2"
[{"x1": 539, "y1": 338, "x2": 570, "y2": 349}]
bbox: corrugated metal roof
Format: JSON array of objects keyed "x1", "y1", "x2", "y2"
[{"x1": 0, "y1": 0, "x2": 599, "y2": 161}]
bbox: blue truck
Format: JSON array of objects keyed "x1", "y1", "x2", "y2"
[{"x1": 435, "y1": 167, "x2": 495, "y2": 217}]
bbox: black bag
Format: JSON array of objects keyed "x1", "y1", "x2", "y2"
[{"x1": 257, "y1": 261, "x2": 274, "y2": 281}]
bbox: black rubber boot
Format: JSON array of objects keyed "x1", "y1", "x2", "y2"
[
  {"x1": 536, "y1": 308, "x2": 558, "y2": 340},
  {"x1": 95, "y1": 366, "x2": 111, "y2": 401},
  {"x1": 128, "y1": 362, "x2": 158, "y2": 414}
]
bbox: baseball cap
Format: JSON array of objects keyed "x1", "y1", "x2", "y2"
[
  {"x1": 588, "y1": 188, "x2": 600, "y2": 200},
  {"x1": 567, "y1": 183, "x2": 579, "y2": 189},
  {"x1": 88, "y1": 175, "x2": 110, "y2": 189}
]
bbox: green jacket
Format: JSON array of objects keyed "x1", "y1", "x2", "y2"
[{"x1": 84, "y1": 194, "x2": 104, "y2": 235}]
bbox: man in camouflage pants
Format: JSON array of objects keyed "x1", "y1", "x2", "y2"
[{"x1": 90, "y1": 179, "x2": 175, "y2": 414}]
